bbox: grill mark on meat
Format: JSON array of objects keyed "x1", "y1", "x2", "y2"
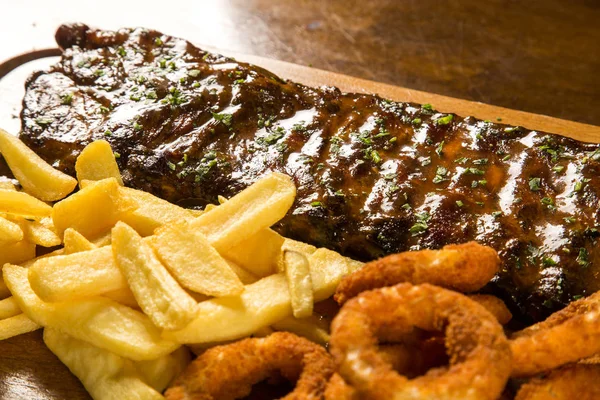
[{"x1": 18, "y1": 23, "x2": 600, "y2": 323}]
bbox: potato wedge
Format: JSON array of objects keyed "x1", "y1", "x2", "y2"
[
  {"x1": 28, "y1": 246, "x2": 126, "y2": 302},
  {"x1": 282, "y1": 237, "x2": 317, "y2": 256},
  {"x1": 13, "y1": 216, "x2": 62, "y2": 247},
  {"x1": 150, "y1": 222, "x2": 243, "y2": 297},
  {"x1": 119, "y1": 187, "x2": 192, "y2": 236},
  {"x1": 52, "y1": 178, "x2": 136, "y2": 238},
  {"x1": 112, "y1": 222, "x2": 198, "y2": 331},
  {"x1": 0, "y1": 296, "x2": 21, "y2": 319},
  {"x1": 0, "y1": 189, "x2": 52, "y2": 218},
  {"x1": 135, "y1": 346, "x2": 191, "y2": 392},
  {"x1": 75, "y1": 140, "x2": 124, "y2": 186},
  {"x1": 0, "y1": 313, "x2": 41, "y2": 340},
  {"x1": 164, "y1": 248, "x2": 358, "y2": 343},
  {"x1": 63, "y1": 228, "x2": 96, "y2": 254},
  {"x1": 272, "y1": 315, "x2": 330, "y2": 345},
  {"x1": 19, "y1": 248, "x2": 64, "y2": 268},
  {"x1": 102, "y1": 288, "x2": 139, "y2": 309},
  {"x1": 223, "y1": 228, "x2": 284, "y2": 277},
  {"x1": 0, "y1": 240, "x2": 36, "y2": 266},
  {"x1": 0, "y1": 128, "x2": 77, "y2": 201},
  {"x1": 5, "y1": 265, "x2": 179, "y2": 360},
  {"x1": 283, "y1": 250, "x2": 313, "y2": 318},
  {"x1": 190, "y1": 172, "x2": 296, "y2": 253},
  {"x1": 43, "y1": 328, "x2": 164, "y2": 400},
  {"x1": 0, "y1": 216, "x2": 23, "y2": 246}
]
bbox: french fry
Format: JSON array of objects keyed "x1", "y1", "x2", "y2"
[
  {"x1": 63, "y1": 228, "x2": 96, "y2": 254},
  {"x1": 5, "y1": 265, "x2": 179, "y2": 360},
  {"x1": 43, "y1": 329, "x2": 164, "y2": 400},
  {"x1": 12, "y1": 216, "x2": 62, "y2": 247},
  {"x1": 282, "y1": 237, "x2": 317, "y2": 256},
  {"x1": 19, "y1": 248, "x2": 64, "y2": 268},
  {"x1": 102, "y1": 288, "x2": 139, "y2": 309},
  {"x1": 272, "y1": 315, "x2": 330, "y2": 345},
  {"x1": 135, "y1": 346, "x2": 191, "y2": 392},
  {"x1": 0, "y1": 128, "x2": 77, "y2": 201},
  {"x1": 119, "y1": 187, "x2": 192, "y2": 236},
  {"x1": 164, "y1": 248, "x2": 358, "y2": 343},
  {"x1": 28, "y1": 246, "x2": 126, "y2": 302},
  {"x1": 75, "y1": 140, "x2": 124, "y2": 186},
  {"x1": 0, "y1": 189, "x2": 53, "y2": 218},
  {"x1": 91, "y1": 231, "x2": 112, "y2": 247},
  {"x1": 52, "y1": 178, "x2": 136, "y2": 238},
  {"x1": 225, "y1": 259, "x2": 259, "y2": 285},
  {"x1": 0, "y1": 296, "x2": 21, "y2": 319},
  {"x1": 150, "y1": 222, "x2": 243, "y2": 297},
  {"x1": 0, "y1": 313, "x2": 41, "y2": 340},
  {"x1": 223, "y1": 228, "x2": 284, "y2": 277},
  {"x1": 283, "y1": 250, "x2": 313, "y2": 318},
  {"x1": 190, "y1": 172, "x2": 296, "y2": 253},
  {"x1": 0, "y1": 240, "x2": 36, "y2": 266},
  {"x1": 0, "y1": 216, "x2": 23, "y2": 246},
  {"x1": 112, "y1": 222, "x2": 198, "y2": 331}
]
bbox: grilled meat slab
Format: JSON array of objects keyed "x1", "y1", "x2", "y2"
[{"x1": 19, "y1": 24, "x2": 600, "y2": 322}]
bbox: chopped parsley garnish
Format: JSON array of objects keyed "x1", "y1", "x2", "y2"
[
  {"x1": 188, "y1": 69, "x2": 201, "y2": 78},
  {"x1": 94, "y1": 69, "x2": 105, "y2": 77},
  {"x1": 542, "y1": 257, "x2": 557, "y2": 266},
  {"x1": 104, "y1": 129, "x2": 112, "y2": 137},
  {"x1": 564, "y1": 216, "x2": 576, "y2": 224},
  {"x1": 504, "y1": 126, "x2": 519, "y2": 133},
  {"x1": 466, "y1": 168, "x2": 485, "y2": 175},
  {"x1": 491, "y1": 211, "x2": 502, "y2": 218},
  {"x1": 310, "y1": 201, "x2": 324, "y2": 208},
  {"x1": 113, "y1": 152, "x2": 121, "y2": 159},
  {"x1": 154, "y1": 37, "x2": 163, "y2": 46},
  {"x1": 420, "y1": 156, "x2": 431, "y2": 167},
  {"x1": 434, "y1": 114, "x2": 453, "y2": 126},
  {"x1": 502, "y1": 155, "x2": 511, "y2": 161},
  {"x1": 552, "y1": 165, "x2": 565, "y2": 173},
  {"x1": 473, "y1": 158, "x2": 488, "y2": 165},
  {"x1": 133, "y1": 122, "x2": 143, "y2": 131},
  {"x1": 167, "y1": 161, "x2": 176, "y2": 171},
  {"x1": 99, "y1": 106, "x2": 110, "y2": 114},
  {"x1": 261, "y1": 127, "x2": 286, "y2": 145},
  {"x1": 60, "y1": 93, "x2": 73, "y2": 105},
  {"x1": 541, "y1": 197, "x2": 554, "y2": 206},
  {"x1": 476, "y1": 201, "x2": 484, "y2": 206},
  {"x1": 456, "y1": 200, "x2": 464, "y2": 207},
  {"x1": 432, "y1": 166, "x2": 448, "y2": 184},
  {"x1": 35, "y1": 117, "x2": 54, "y2": 126},
  {"x1": 159, "y1": 59, "x2": 167, "y2": 69},
  {"x1": 411, "y1": 118, "x2": 422, "y2": 126},
  {"x1": 577, "y1": 248, "x2": 589, "y2": 267},
  {"x1": 409, "y1": 212, "x2": 431, "y2": 237},
  {"x1": 421, "y1": 103, "x2": 434, "y2": 112},
  {"x1": 574, "y1": 181, "x2": 584, "y2": 192},
  {"x1": 117, "y1": 46, "x2": 126, "y2": 57},
  {"x1": 435, "y1": 141, "x2": 445, "y2": 157},
  {"x1": 369, "y1": 150, "x2": 382, "y2": 164},
  {"x1": 401, "y1": 203, "x2": 412, "y2": 210},
  {"x1": 454, "y1": 157, "x2": 469, "y2": 164},
  {"x1": 212, "y1": 112, "x2": 233, "y2": 127},
  {"x1": 529, "y1": 177, "x2": 541, "y2": 192}
]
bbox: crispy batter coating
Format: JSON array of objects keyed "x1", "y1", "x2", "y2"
[
  {"x1": 510, "y1": 291, "x2": 600, "y2": 377},
  {"x1": 324, "y1": 373, "x2": 357, "y2": 400},
  {"x1": 515, "y1": 364, "x2": 600, "y2": 400},
  {"x1": 334, "y1": 242, "x2": 500, "y2": 304},
  {"x1": 330, "y1": 283, "x2": 512, "y2": 400},
  {"x1": 165, "y1": 332, "x2": 334, "y2": 400},
  {"x1": 469, "y1": 294, "x2": 513, "y2": 325}
]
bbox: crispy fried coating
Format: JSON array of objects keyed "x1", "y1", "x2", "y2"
[
  {"x1": 165, "y1": 332, "x2": 334, "y2": 400},
  {"x1": 330, "y1": 283, "x2": 512, "y2": 400},
  {"x1": 515, "y1": 364, "x2": 600, "y2": 400},
  {"x1": 334, "y1": 242, "x2": 500, "y2": 304},
  {"x1": 510, "y1": 291, "x2": 600, "y2": 377},
  {"x1": 469, "y1": 294, "x2": 512, "y2": 325},
  {"x1": 324, "y1": 373, "x2": 357, "y2": 400}
]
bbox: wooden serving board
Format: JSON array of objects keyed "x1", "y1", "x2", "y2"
[{"x1": 0, "y1": 50, "x2": 598, "y2": 400}]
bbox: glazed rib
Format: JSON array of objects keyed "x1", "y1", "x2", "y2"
[{"x1": 19, "y1": 23, "x2": 600, "y2": 322}]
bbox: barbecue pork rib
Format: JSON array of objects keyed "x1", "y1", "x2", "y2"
[{"x1": 19, "y1": 23, "x2": 600, "y2": 323}]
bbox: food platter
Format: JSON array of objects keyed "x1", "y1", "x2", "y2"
[{"x1": 0, "y1": 29, "x2": 599, "y2": 399}]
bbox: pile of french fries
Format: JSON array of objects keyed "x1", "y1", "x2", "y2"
[{"x1": 0, "y1": 128, "x2": 362, "y2": 399}]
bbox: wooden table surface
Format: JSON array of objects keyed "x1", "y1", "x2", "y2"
[{"x1": 0, "y1": 1, "x2": 599, "y2": 399}]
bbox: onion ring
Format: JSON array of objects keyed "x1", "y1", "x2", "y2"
[
  {"x1": 515, "y1": 364, "x2": 600, "y2": 400},
  {"x1": 324, "y1": 373, "x2": 357, "y2": 400},
  {"x1": 165, "y1": 332, "x2": 335, "y2": 400},
  {"x1": 329, "y1": 283, "x2": 511, "y2": 400},
  {"x1": 469, "y1": 294, "x2": 512, "y2": 325},
  {"x1": 334, "y1": 242, "x2": 500, "y2": 304},
  {"x1": 510, "y1": 291, "x2": 600, "y2": 377}
]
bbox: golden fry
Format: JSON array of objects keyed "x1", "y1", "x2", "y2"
[
  {"x1": 0, "y1": 313, "x2": 41, "y2": 340},
  {"x1": 284, "y1": 250, "x2": 314, "y2": 319},
  {"x1": 75, "y1": 140, "x2": 124, "y2": 186},
  {"x1": 5, "y1": 265, "x2": 179, "y2": 360},
  {"x1": 223, "y1": 228, "x2": 283, "y2": 277},
  {"x1": 151, "y1": 222, "x2": 243, "y2": 297},
  {"x1": 0, "y1": 240, "x2": 36, "y2": 266},
  {"x1": 0, "y1": 189, "x2": 52, "y2": 218},
  {"x1": 0, "y1": 128, "x2": 76, "y2": 201},
  {"x1": 0, "y1": 216, "x2": 23, "y2": 246},
  {"x1": 112, "y1": 222, "x2": 199, "y2": 331},
  {"x1": 0, "y1": 296, "x2": 21, "y2": 319},
  {"x1": 63, "y1": 228, "x2": 96, "y2": 254}
]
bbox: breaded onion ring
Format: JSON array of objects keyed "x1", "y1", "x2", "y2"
[
  {"x1": 334, "y1": 242, "x2": 500, "y2": 304},
  {"x1": 510, "y1": 291, "x2": 600, "y2": 377},
  {"x1": 165, "y1": 332, "x2": 334, "y2": 400},
  {"x1": 515, "y1": 364, "x2": 600, "y2": 400},
  {"x1": 324, "y1": 373, "x2": 357, "y2": 400},
  {"x1": 469, "y1": 294, "x2": 512, "y2": 325},
  {"x1": 330, "y1": 283, "x2": 512, "y2": 400}
]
